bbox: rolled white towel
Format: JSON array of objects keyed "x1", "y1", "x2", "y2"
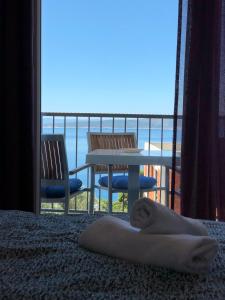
[
  {"x1": 130, "y1": 198, "x2": 208, "y2": 236},
  {"x1": 79, "y1": 216, "x2": 218, "y2": 274}
]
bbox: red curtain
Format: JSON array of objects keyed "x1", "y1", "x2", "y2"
[{"x1": 173, "y1": 0, "x2": 225, "y2": 220}]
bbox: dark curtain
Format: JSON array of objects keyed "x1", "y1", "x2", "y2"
[
  {"x1": 0, "y1": 1, "x2": 40, "y2": 213},
  {"x1": 173, "y1": 0, "x2": 225, "y2": 220}
]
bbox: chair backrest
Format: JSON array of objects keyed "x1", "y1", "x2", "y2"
[
  {"x1": 41, "y1": 134, "x2": 68, "y2": 181},
  {"x1": 87, "y1": 132, "x2": 137, "y2": 173}
]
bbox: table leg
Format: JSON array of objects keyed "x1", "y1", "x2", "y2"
[
  {"x1": 89, "y1": 166, "x2": 95, "y2": 214},
  {"x1": 128, "y1": 165, "x2": 140, "y2": 214}
]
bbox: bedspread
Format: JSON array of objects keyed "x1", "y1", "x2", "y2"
[{"x1": 0, "y1": 210, "x2": 225, "y2": 300}]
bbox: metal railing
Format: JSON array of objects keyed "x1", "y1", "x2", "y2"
[{"x1": 41, "y1": 112, "x2": 175, "y2": 213}]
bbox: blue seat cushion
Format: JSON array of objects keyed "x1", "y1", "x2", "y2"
[
  {"x1": 41, "y1": 178, "x2": 82, "y2": 198},
  {"x1": 98, "y1": 175, "x2": 156, "y2": 190}
]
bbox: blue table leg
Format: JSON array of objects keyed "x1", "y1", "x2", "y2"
[{"x1": 128, "y1": 165, "x2": 140, "y2": 214}]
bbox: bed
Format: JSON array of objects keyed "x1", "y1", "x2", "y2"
[{"x1": 0, "y1": 210, "x2": 225, "y2": 300}]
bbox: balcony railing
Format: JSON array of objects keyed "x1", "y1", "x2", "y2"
[{"x1": 41, "y1": 112, "x2": 175, "y2": 213}]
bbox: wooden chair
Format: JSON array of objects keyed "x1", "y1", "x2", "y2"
[
  {"x1": 41, "y1": 134, "x2": 90, "y2": 214},
  {"x1": 87, "y1": 132, "x2": 157, "y2": 213}
]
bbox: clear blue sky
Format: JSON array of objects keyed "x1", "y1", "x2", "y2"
[{"x1": 42, "y1": 0, "x2": 178, "y2": 114}]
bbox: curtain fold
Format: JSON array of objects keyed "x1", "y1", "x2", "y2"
[
  {"x1": 0, "y1": 0, "x2": 40, "y2": 212},
  {"x1": 173, "y1": 0, "x2": 225, "y2": 221},
  {"x1": 217, "y1": 0, "x2": 225, "y2": 221}
]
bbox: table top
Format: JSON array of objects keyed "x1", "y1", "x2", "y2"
[{"x1": 86, "y1": 149, "x2": 173, "y2": 166}]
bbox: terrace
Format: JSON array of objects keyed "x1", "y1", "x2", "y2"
[
  {"x1": 40, "y1": 1, "x2": 180, "y2": 215},
  {"x1": 41, "y1": 112, "x2": 181, "y2": 214}
]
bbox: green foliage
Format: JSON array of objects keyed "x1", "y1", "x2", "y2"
[
  {"x1": 95, "y1": 198, "x2": 108, "y2": 211},
  {"x1": 140, "y1": 169, "x2": 144, "y2": 175},
  {"x1": 112, "y1": 200, "x2": 128, "y2": 212},
  {"x1": 41, "y1": 192, "x2": 128, "y2": 213},
  {"x1": 70, "y1": 193, "x2": 89, "y2": 211},
  {"x1": 41, "y1": 202, "x2": 64, "y2": 210}
]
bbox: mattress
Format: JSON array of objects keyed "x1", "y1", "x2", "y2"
[{"x1": 0, "y1": 210, "x2": 225, "y2": 300}]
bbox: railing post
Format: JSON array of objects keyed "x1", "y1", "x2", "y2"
[{"x1": 165, "y1": 166, "x2": 170, "y2": 207}]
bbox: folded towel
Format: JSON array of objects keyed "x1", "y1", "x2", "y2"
[
  {"x1": 79, "y1": 216, "x2": 218, "y2": 274},
  {"x1": 130, "y1": 198, "x2": 208, "y2": 236}
]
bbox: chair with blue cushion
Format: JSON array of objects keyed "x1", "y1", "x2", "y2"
[
  {"x1": 41, "y1": 134, "x2": 90, "y2": 214},
  {"x1": 87, "y1": 132, "x2": 157, "y2": 212}
]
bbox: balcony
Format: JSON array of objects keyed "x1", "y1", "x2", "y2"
[{"x1": 41, "y1": 112, "x2": 178, "y2": 214}]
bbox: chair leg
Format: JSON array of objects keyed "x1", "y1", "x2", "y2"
[
  {"x1": 65, "y1": 194, "x2": 69, "y2": 215},
  {"x1": 89, "y1": 166, "x2": 95, "y2": 214},
  {"x1": 64, "y1": 181, "x2": 70, "y2": 214},
  {"x1": 108, "y1": 164, "x2": 113, "y2": 214}
]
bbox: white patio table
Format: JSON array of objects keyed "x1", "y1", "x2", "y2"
[{"x1": 86, "y1": 149, "x2": 173, "y2": 214}]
